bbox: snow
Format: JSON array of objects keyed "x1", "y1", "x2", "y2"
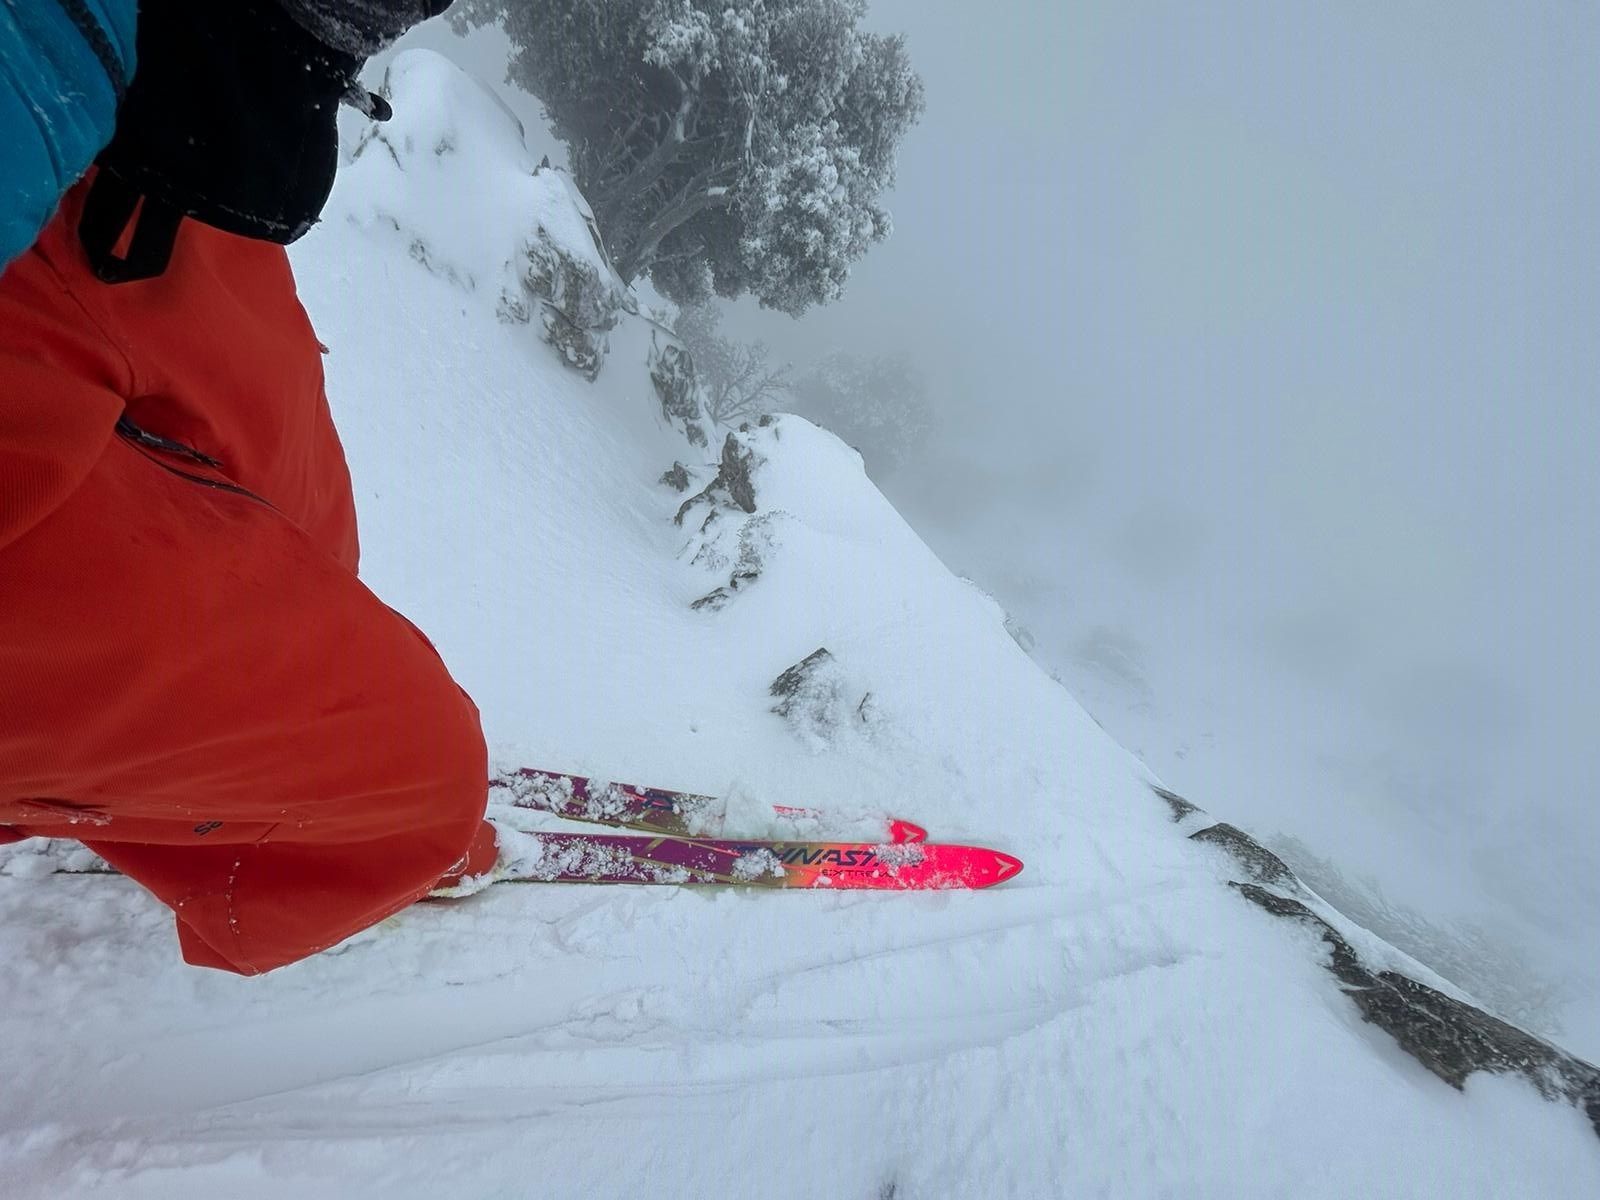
[
  {"x1": 2, "y1": 49, "x2": 1597, "y2": 1197},
  {"x1": 339, "y1": 50, "x2": 615, "y2": 314}
]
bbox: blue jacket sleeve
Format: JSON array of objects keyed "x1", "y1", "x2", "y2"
[{"x1": 0, "y1": 0, "x2": 137, "y2": 270}]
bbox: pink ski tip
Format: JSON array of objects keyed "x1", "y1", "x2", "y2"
[
  {"x1": 824, "y1": 843, "x2": 1025, "y2": 890},
  {"x1": 936, "y1": 846, "x2": 1023, "y2": 889},
  {"x1": 887, "y1": 819, "x2": 929, "y2": 844},
  {"x1": 991, "y1": 851, "x2": 1024, "y2": 883}
]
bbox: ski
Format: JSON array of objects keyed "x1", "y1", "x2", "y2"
[
  {"x1": 491, "y1": 767, "x2": 928, "y2": 845},
  {"x1": 14, "y1": 773, "x2": 1021, "y2": 890},
  {"x1": 23, "y1": 832, "x2": 1023, "y2": 891},
  {"x1": 438, "y1": 831, "x2": 1023, "y2": 892}
]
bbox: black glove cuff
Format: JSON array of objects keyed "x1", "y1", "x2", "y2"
[
  {"x1": 84, "y1": 0, "x2": 365, "y2": 280},
  {"x1": 277, "y1": 1, "x2": 456, "y2": 59}
]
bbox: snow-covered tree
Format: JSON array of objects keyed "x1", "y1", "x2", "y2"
[
  {"x1": 788, "y1": 349, "x2": 932, "y2": 472},
  {"x1": 453, "y1": 0, "x2": 924, "y2": 315},
  {"x1": 673, "y1": 303, "x2": 790, "y2": 426}
]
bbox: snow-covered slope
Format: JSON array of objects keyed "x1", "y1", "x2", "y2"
[{"x1": 1, "y1": 52, "x2": 1596, "y2": 1198}]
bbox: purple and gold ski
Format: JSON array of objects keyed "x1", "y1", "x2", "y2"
[
  {"x1": 474, "y1": 832, "x2": 1022, "y2": 891},
  {"x1": 491, "y1": 767, "x2": 928, "y2": 844}
]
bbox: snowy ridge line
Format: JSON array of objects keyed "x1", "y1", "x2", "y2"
[{"x1": 1156, "y1": 783, "x2": 1600, "y2": 1140}]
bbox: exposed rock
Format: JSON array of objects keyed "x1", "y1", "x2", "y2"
[
  {"x1": 651, "y1": 341, "x2": 698, "y2": 422},
  {"x1": 715, "y1": 435, "x2": 759, "y2": 513},
  {"x1": 495, "y1": 291, "x2": 530, "y2": 325},
  {"x1": 1231, "y1": 883, "x2": 1600, "y2": 1139},
  {"x1": 407, "y1": 236, "x2": 475, "y2": 292},
  {"x1": 769, "y1": 648, "x2": 871, "y2": 747},
  {"x1": 1152, "y1": 784, "x2": 1203, "y2": 823},
  {"x1": 1230, "y1": 884, "x2": 1368, "y2": 982},
  {"x1": 351, "y1": 60, "x2": 629, "y2": 382},
  {"x1": 689, "y1": 586, "x2": 734, "y2": 613},
  {"x1": 660, "y1": 462, "x2": 691, "y2": 492},
  {"x1": 771, "y1": 648, "x2": 836, "y2": 710},
  {"x1": 685, "y1": 508, "x2": 730, "y2": 570},
  {"x1": 675, "y1": 433, "x2": 763, "y2": 529},
  {"x1": 649, "y1": 338, "x2": 708, "y2": 447},
  {"x1": 1267, "y1": 829, "x2": 1567, "y2": 1031},
  {"x1": 1190, "y1": 823, "x2": 1299, "y2": 889},
  {"x1": 690, "y1": 513, "x2": 775, "y2": 611},
  {"x1": 511, "y1": 226, "x2": 625, "y2": 380},
  {"x1": 1152, "y1": 778, "x2": 1600, "y2": 1141},
  {"x1": 690, "y1": 566, "x2": 763, "y2": 612}
]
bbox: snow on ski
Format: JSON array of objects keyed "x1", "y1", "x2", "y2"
[
  {"x1": 439, "y1": 832, "x2": 1024, "y2": 892},
  {"x1": 35, "y1": 832, "x2": 1024, "y2": 892},
  {"x1": 24, "y1": 769, "x2": 1015, "y2": 891},
  {"x1": 492, "y1": 767, "x2": 929, "y2": 844}
]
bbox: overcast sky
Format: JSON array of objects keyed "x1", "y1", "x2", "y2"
[{"x1": 399, "y1": 1, "x2": 1599, "y2": 1049}]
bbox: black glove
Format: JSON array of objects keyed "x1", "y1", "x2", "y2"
[
  {"x1": 277, "y1": 1, "x2": 455, "y2": 59},
  {"x1": 80, "y1": 0, "x2": 365, "y2": 282}
]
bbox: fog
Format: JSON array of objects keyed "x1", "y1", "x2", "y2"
[
  {"x1": 734, "y1": 0, "x2": 1600, "y2": 1050},
  {"x1": 400, "y1": 4, "x2": 1599, "y2": 1050}
]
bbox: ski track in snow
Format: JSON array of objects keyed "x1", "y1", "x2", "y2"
[{"x1": 2, "y1": 51, "x2": 1597, "y2": 1200}]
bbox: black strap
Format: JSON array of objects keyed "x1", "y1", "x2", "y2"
[
  {"x1": 51, "y1": 0, "x2": 128, "y2": 99},
  {"x1": 78, "y1": 171, "x2": 185, "y2": 284},
  {"x1": 340, "y1": 81, "x2": 393, "y2": 122}
]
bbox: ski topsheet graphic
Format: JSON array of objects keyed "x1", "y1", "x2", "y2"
[
  {"x1": 492, "y1": 767, "x2": 930, "y2": 845},
  {"x1": 437, "y1": 832, "x2": 1024, "y2": 892},
  {"x1": 466, "y1": 768, "x2": 1021, "y2": 892},
  {"x1": 25, "y1": 767, "x2": 1023, "y2": 892}
]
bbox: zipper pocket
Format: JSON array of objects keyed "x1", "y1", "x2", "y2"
[{"x1": 114, "y1": 416, "x2": 277, "y2": 509}]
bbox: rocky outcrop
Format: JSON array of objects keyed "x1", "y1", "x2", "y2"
[
  {"x1": 1190, "y1": 823, "x2": 1299, "y2": 889},
  {"x1": 1156, "y1": 784, "x2": 1600, "y2": 1141},
  {"x1": 690, "y1": 512, "x2": 777, "y2": 612},
  {"x1": 1151, "y1": 784, "x2": 1202, "y2": 823},
  {"x1": 676, "y1": 432, "x2": 764, "y2": 529},
  {"x1": 769, "y1": 648, "x2": 873, "y2": 746},
  {"x1": 354, "y1": 60, "x2": 631, "y2": 383},
  {"x1": 676, "y1": 423, "x2": 792, "y2": 613},
  {"x1": 770, "y1": 648, "x2": 837, "y2": 711},
  {"x1": 649, "y1": 337, "x2": 708, "y2": 447},
  {"x1": 504, "y1": 225, "x2": 626, "y2": 380}
]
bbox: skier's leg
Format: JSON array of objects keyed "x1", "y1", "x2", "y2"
[{"x1": 0, "y1": 434, "x2": 492, "y2": 975}]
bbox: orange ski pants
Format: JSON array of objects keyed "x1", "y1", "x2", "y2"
[{"x1": 0, "y1": 180, "x2": 493, "y2": 975}]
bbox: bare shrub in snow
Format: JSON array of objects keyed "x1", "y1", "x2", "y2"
[
  {"x1": 453, "y1": 0, "x2": 923, "y2": 314},
  {"x1": 691, "y1": 510, "x2": 780, "y2": 610},
  {"x1": 673, "y1": 303, "x2": 790, "y2": 427},
  {"x1": 788, "y1": 350, "x2": 933, "y2": 473}
]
